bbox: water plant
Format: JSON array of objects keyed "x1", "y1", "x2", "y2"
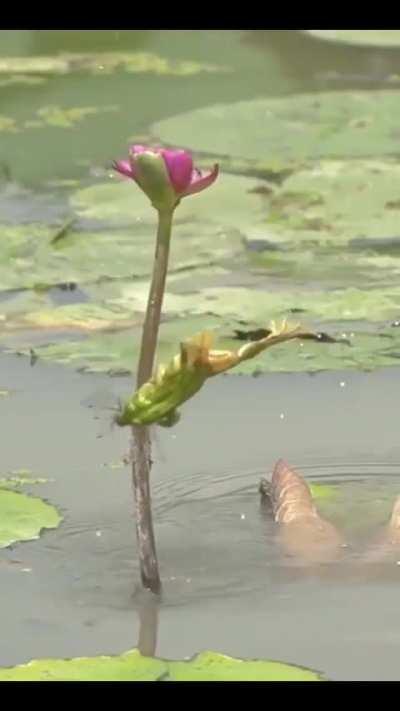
[{"x1": 113, "y1": 143, "x2": 325, "y2": 594}]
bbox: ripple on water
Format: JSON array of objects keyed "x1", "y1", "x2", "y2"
[{"x1": 34, "y1": 461, "x2": 400, "y2": 608}]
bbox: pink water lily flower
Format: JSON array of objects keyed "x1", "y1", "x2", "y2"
[{"x1": 113, "y1": 144, "x2": 219, "y2": 211}]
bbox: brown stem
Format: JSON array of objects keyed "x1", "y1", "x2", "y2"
[{"x1": 131, "y1": 209, "x2": 173, "y2": 595}]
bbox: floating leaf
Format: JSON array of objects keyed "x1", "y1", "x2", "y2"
[
  {"x1": 258, "y1": 160, "x2": 400, "y2": 247},
  {"x1": 34, "y1": 105, "x2": 117, "y2": 129},
  {"x1": 0, "y1": 489, "x2": 62, "y2": 548},
  {"x1": 303, "y1": 30, "x2": 400, "y2": 48},
  {"x1": 0, "y1": 470, "x2": 52, "y2": 487},
  {"x1": 0, "y1": 52, "x2": 229, "y2": 77},
  {"x1": 153, "y1": 91, "x2": 400, "y2": 164},
  {"x1": 15, "y1": 303, "x2": 135, "y2": 333},
  {"x1": 0, "y1": 478, "x2": 50, "y2": 487},
  {"x1": 0, "y1": 649, "x2": 322, "y2": 681},
  {"x1": 309, "y1": 482, "x2": 339, "y2": 500},
  {"x1": 0, "y1": 649, "x2": 167, "y2": 681},
  {"x1": 167, "y1": 651, "x2": 322, "y2": 681},
  {"x1": 0, "y1": 220, "x2": 240, "y2": 300},
  {"x1": 70, "y1": 173, "x2": 268, "y2": 234},
  {"x1": 23, "y1": 310, "x2": 400, "y2": 376},
  {"x1": 0, "y1": 75, "x2": 46, "y2": 87},
  {"x1": 0, "y1": 116, "x2": 17, "y2": 133}
]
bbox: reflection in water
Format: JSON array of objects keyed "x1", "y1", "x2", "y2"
[{"x1": 136, "y1": 590, "x2": 159, "y2": 657}]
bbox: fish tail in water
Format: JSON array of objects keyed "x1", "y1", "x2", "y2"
[
  {"x1": 362, "y1": 494, "x2": 400, "y2": 563},
  {"x1": 262, "y1": 459, "x2": 344, "y2": 563}
]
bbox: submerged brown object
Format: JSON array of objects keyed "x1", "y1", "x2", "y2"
[
  {"x1": 261, "y1": 459, "x2": 344, "y2": 564},
  {"x1": 362, "y1": 495, "x2": 400, "y2": 563},
  {"x1": 386, "y1": 495, "x2": 400, "y2": 544}
]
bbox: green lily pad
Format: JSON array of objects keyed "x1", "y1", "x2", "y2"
[
  {"x1": 181, "y1": 285, "x2": 400, "y2": 324},
  {"x1": 152, "y1": 91, "x2": 400, "y2": 164},
  {"x1": 0, "y1": 75, "x2": 47, "y2": 88},
  {"x1": 167, "y1": 651, "x2": 322, "y2": 681},
  {"x1": 70, "y1": 172, "x2": 268, "y2": 235},
  {"x1": 258, "y1": 160, "x2": 400, "y2": 247},
  {"x1": 0, "y1": 105, "x2": 118, "y2": 133},
  {"x1": 15, "y1": 303, "x2": 135, "y2": 333},
  {"x1": 303, "y1": 30, "x2": 400, "y2": 48},
  {"x1": 23, "y1": 308, "x2": 400, "y2": 377},
  {"x1": 0, "y1": 649, "x2": 322, "y2": 681},
  {"x1": 0, "y1": 649, "x2": 167, "y2": 681},
  {"x1": 28, "y1": 315, "x2": 221, "y2": 373},
  {"x1": 0, "y1": 52, "x2": 229, "y2": 77},
  {"x1": 0, "y1": 116, "x2": 17, "y2": 133},
  {"x1": 32, "y1": 105, "x2": 118, "y2": 129},
  {"x1": 314, "y1": 478, "x2": 400, "y2": 536},
  {"x1": 0, "y1": 470, "x2": 52, "y2": 487},
  {"x1": 0, "y1": 489, "x2": 62, "y2": 548},
  {"x1": 309, "y1": 483, "x2": 338, "y2": 500},
  {"x1": 247, "y1": 247, "x2": 400, "y2": 291},
  {"x1": 0, "y1": 218, "x2": 242, "y2": 294}
]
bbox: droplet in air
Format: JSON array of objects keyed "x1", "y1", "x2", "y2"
[
  {"x1": 240, "y1": 513, "x2": 246, "y2": 520},
  {"x1": 340, "y1": 381, "x2": 346, "y2": 388},
  {"x1": 279, "y1": 413, "x2": 285, "y2": 419},
  {"x1": 95, "y1": 530, "x2": 102, "y2": 537}
]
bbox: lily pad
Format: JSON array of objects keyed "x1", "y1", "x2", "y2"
[
  {"x1": 303, "y1": 30, "x2": 400, "y2": 49},
  {"x1": 0, "y1": 469, "x2": 52, "y2": 487},
  {"x1": 309, "y1": 483, "x2": 338, "y2": 500},
  {"x1": 32, "y1": 105, "x2": 118, "y2": 129},
  {"x1": 314, "y1": 478, "x2": 400, "y2": 536},
  {"x1": 247, "y1": 247, "x2": 400, "y2": 291},
  {"x1": 152, "y1": 91, "x2": 400, "y2": 164},
  {"x1": 0, "y1": 75, "x2": 46, "y2": 88},
  {"x1": 0, "y1": 116, "x2": 17, "y2": 133},
  {"x1": 0, "y1": 478, "x2": 50, "y2": 487},
  {"x1": 23, "y1": 310, "x2": 400, "y2": 377},
  {"x1": 167, "y1": 651, "x2": 322, "y2": 681},
  {"x1": 0, "y1": 649, "x2": 322, "y2": 681},
  {"x1": 0, "y1": 489, "x2": 62, "y2": 548},
  {"x1": 151, "y1": 285, "x2": 400, "y2": 325},
  {"x1": 70, "y1": 172, "x2": 268, "y2": 235},
  {"x1": 0, "y1": 220, "x2": 241, "y2": 293},
  {"x1": 28, "y1": 315, "x2": 221, "y2": 373},
  {"x1": 0, "y1": 52, "x2": 229, "y2": 77},
  {"x1": 0, "y1": 649, "x2": 167, "y2": 681},
  {"x1": 258, "y1": 160, "x2": 400, "y2": 247}
]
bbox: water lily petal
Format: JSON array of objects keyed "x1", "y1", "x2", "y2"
[
  {"x1": 161, "y1": 149, "x2": 193, "y2": 194},
  {"x1": 182, "y1": 164, "x2": 219, "y2": 196},
  {"x1": 112, "y1": 160, "x2": 136, "y2": 179}
]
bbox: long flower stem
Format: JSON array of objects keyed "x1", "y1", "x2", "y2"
[{"x1": 131, "y1": 209, "x2": 173, "y2": 595}]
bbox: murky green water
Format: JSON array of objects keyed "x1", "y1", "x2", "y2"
[{"x1": 2, "y1": 30, "x2": 400, "y2": 680}]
